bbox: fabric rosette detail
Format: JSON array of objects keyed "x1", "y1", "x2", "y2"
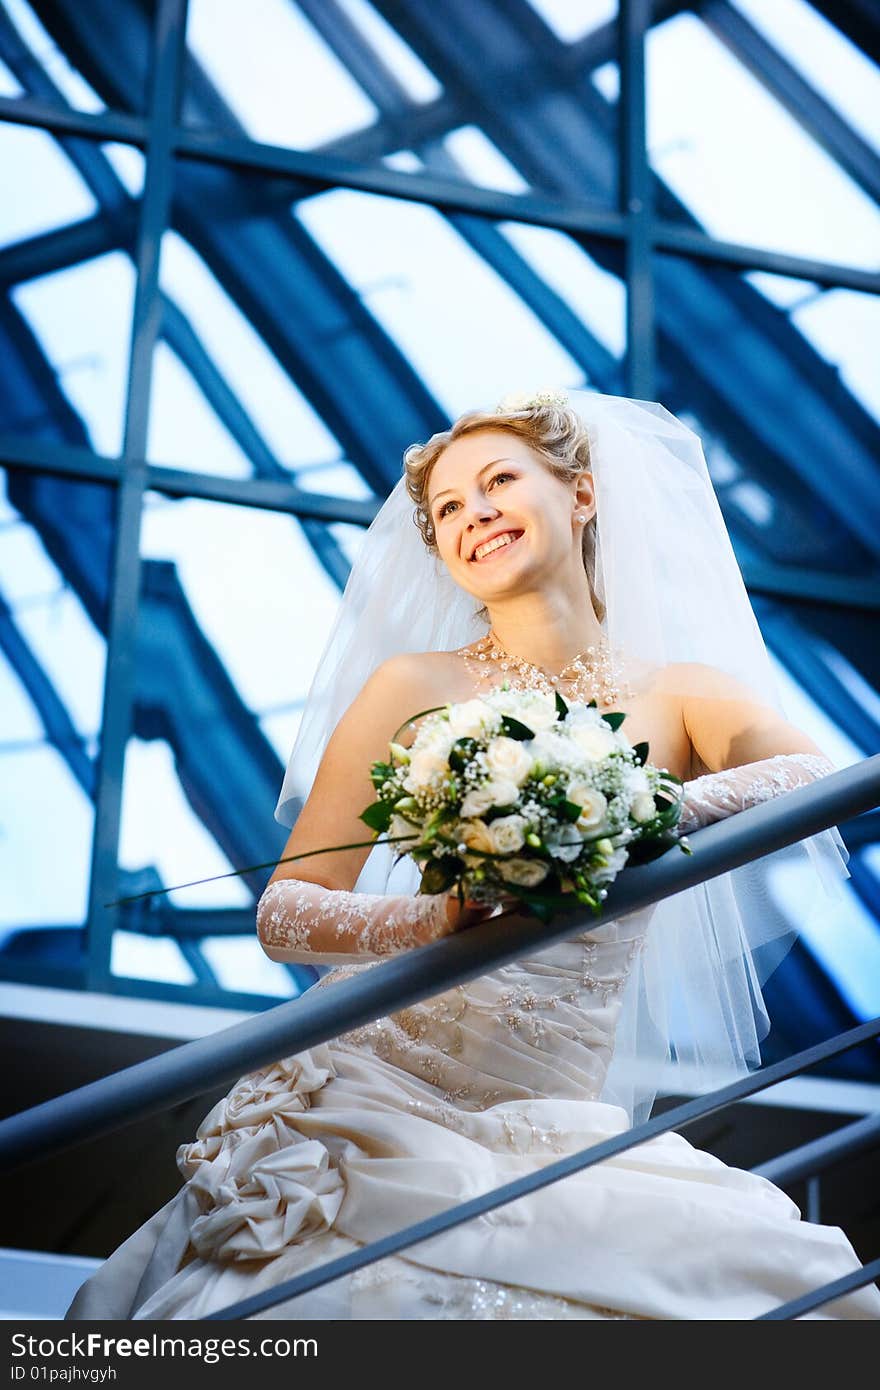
[{"x1": 175, "y1": 1043, "x2": 344, "y2": 1262}]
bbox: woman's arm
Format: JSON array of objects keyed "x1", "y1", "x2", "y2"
[
  {"x1": 677, "y1": 750, "x2": 835, "y2": 834},
  {"x1": 256, "y1": 876, "x2": 453, "y2": 964},
  {"x1": 257, "y1": 654, "x2": 490, "y2": 964},
  {"x1": 671, "y1": 661, "x2": 837, "y2": 833}
]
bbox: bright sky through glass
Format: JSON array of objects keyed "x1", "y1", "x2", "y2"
[{"x1": 1, "y1": 0, "x2": 877, "y2": 999}]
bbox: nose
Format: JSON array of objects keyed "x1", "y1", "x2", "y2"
[{"x1": 465, "y1": 496, "x2": 500, "y2": 528}]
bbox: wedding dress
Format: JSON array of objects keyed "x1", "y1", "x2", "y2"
[{"x1": 64, "y1": 750, "x2": 880, "y2": 1321}]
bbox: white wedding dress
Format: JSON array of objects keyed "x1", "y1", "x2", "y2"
[{"x1": 65, "y1": 752, "x2": 880, "y2": 1321}]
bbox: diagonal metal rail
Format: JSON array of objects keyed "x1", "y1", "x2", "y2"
[
  {"x1": 199, "y1": 1014, "x2": 880, "y2": 1320},
  {"x1": 751, "y1": 1112, "x2": 880, "y2": 1187},
  {"x1": 2, "y1": 755, "x2": 877, "y2": 1174},
  {"x1": 755, "y1": 1258, "x2": 880, "y2": 1320}
]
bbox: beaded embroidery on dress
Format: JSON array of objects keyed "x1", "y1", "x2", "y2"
[{"x1": 65, "y1": 701, "x2": 880, "y2": 1320}]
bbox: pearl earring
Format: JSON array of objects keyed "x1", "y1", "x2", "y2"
[{"x1": 576, "y1": 513, "x2": 587, "y2": 523}]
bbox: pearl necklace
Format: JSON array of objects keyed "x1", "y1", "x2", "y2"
[{"x1": 461, "y1": 630, "x2": 636, "y2": 707}]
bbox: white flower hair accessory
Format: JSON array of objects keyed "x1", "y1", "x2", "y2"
[{"x1": 494, "y1": 387, "x2": 570, "y2": 413}]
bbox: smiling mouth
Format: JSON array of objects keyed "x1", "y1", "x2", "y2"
[{"x1": 470, "y1": 530, "x2": 525, "y2": 563}]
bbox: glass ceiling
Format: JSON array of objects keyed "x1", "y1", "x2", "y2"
[{"x1": 0, "y1": 0, "x2": 877, "y2": 1049}]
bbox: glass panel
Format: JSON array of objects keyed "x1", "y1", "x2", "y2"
[
  {"x1": 527, "y1": 0, "x2": 616, "y2": 44},
  {"x1": 647, "y1": 9, "x2": 880, "y2": 269},
  {"x1": 293, "y1": 186, "x2": 617, "y2": 415},
  {"x1": 730, "y1": 0, "x2": 880, "y2": 155},
  {"x1": 111, "y1": 487, "x2": 355, "y2": 995},
  {"x1": 767, "y1": 648, "x2": 880, "y2": 1024},
  {"x1": 655, "y1": 253, "x2": 880, "y2": 574},
  {"x1": 147, "y1": 223, "x2": 348, "y2": 479},
  {"x1": 0, "y1": 467, "x2": 116, "y2": 972},
  {"x1": 0, "y1": 120, "x2": 140, "y2": 459},
  {"x1": 181, "y1": 0, "x2": 619, "y2": 208},
  {"x1": 149, "y1": 157, "x2": 624, "y2": 478},
  {"x1": 654, "y1": 248, "x2": 880, "y2": 1050},
  {"x1": 0, "y1": 0, "x2": 156, "y2": 115}
]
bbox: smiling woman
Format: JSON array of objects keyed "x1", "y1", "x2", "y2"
[
  {"x1": 63, "y1": 388, "x2": 876, "y2": 1322},
  {"x1": 470, "y1": 524, "x2": 524, "y2": 563},
  {"x1": 405, "y1": 402, "x2": 606, "y2": 660}
]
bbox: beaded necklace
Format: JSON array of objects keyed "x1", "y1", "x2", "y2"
[{"x1": 461, "y1": 629, "x2": 636, "y2": 708}]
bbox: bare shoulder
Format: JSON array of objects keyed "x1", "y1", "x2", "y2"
[
  {"x1": 650, "y1": 660, "x2": 774, "y2": 706},
  {"x1": 365, "y1": 650, "x2": 452, "y2": 728},
  {"x1": 370, "y1": 649, "x2": 450, "y2": 699}
]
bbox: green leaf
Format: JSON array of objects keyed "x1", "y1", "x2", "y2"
[
  {"x1": 500, "y1": 714, "x2": 536, "y2": 741},
  {"x1": 369, "y1": 761, "x2": 396, "y2": 788},
  {"x1": 522, "y1": 898, "x2": 555, "y2": 924},
  {"x1": 408, "y1": 844, "x2": 434, "y2": 863},
  {"x1": 554, "y1": 690, "x2": 569, "y2": 719},
  {"x1": 631, "y1": 741, "x2": 650, "y2": 766},
  {"x1": 419, "y1": 857, "x2": 463, "y2": 894},
  {"x1": 360, "y1": 801, "x2": 393, "y2": 832},
  {"x1": 601, "y1": 711, "x2": 626, "y2": 731},
  {"x1": 625, "y1": 829, "x2": 682, "y2": 866},
  {"x1": 448, "y1": 736, "x2": 479, "y2": 771},
  {"x1": 421, "y1": 805, "x2": 457, "y2": 842}
]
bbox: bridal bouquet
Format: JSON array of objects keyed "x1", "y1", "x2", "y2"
[
  {"x1": 103, "y1": 684, "x2": 688, "y2": 923},
  {"x1": 361, "y1": 684, "x2": 691, "y2": 924}
]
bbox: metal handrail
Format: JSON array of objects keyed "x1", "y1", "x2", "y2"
[
  {"x1": 755, "y1": 1258, "x2": 880, "y2": 1320},
  {"x1": 4, "y1": 756, "x2": 879, "y2": 1320},
  {"x1": 199, "y1": 1014, "x2": 880, "y2": 1320},
  {"x1": 751, "y1": 1112, "x2": 880, "y2": 1186},
  {"x1": 2, "y1": 755, "x2": 878, "y2": 1173}
]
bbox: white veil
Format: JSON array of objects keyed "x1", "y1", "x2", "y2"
[{"x1": 274, "y1": 387, "x2": 851, "y2": 1126}]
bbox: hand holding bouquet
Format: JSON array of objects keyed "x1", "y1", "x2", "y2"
[{"x1": 361, "y1": 684, "x2": 691, "y2": 926}]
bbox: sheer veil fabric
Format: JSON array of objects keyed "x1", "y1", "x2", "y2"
[{"x1": 274, "y1": 388, "x2": 852, "y2": 1127}]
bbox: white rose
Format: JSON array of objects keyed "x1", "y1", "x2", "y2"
[
  {"x1": 484, "y1": 736, "x2": 533, "y2": 786},
  {"x1": 544, "y1": 822, "x2": 585, "y2": 863},
  {"x1": 460, "y1": 778, "x2": 519, "y2": 817},
  {"x1": 631, "y1": 793, "x2": 657, "y2": 823},
  {"x1": 448, "y1": 698, "x2": 498, "y2": 739},
  {"x1": 487, "y1": 814, "x2": 527, "y2": 855},
  {"x1": 516, "y1": 698, "x2": 560, "y2": 731},
  {"x1": 403, "y1": 747, "x2": 449, "y2": 792},
  {"x1": 389, "y1": 813, "x2": 420, "y2": 842},
  {"x1": 528, "y1": 729, "x2": 570, "y2": 772},
  {"x1": 569, "y1": 724, "x2": 618, "y2": 761},
  {"x1": 487, "y1": 689, "x2": 559, "y2": 731},
  {"x1": 498, "y1": 857, "x2": 550, "y2": 887},
  {"x1": 458, "y1": 819, "x2": 495, "y2": 855},
  {"x1": 566, "y1": 781, "x2": 608, "y2": 831},
  {"x1": 418, "y1": 724, "x2": 456, "y2": 759}
]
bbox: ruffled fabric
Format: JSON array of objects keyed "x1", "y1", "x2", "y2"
[{"x1": 176, "y1": 1044, "x2": 345, "y2": 1262}]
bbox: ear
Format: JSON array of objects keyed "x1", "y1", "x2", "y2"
[{"x1": 573, "y1": 470, "x2": 596, "y2": 521}]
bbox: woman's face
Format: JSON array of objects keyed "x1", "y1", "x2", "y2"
[{"x1": 426, "y1": 429, "x2": 593, "y2": 600}]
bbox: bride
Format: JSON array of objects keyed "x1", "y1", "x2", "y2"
[{"x1": 66, "y1": 388, "x2": 880, "y2": 1320}]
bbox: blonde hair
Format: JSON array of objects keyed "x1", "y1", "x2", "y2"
[{"x1": 402, "y1": 399, "x2": 605, "y2": 627}]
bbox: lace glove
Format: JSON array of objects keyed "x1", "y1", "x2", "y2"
[
  {"x1": 677, "y1": 751, "x2": 835, "y2": 836},
  {"x1": 255, "y1": 876, "x2": 453, "y2": 965}
]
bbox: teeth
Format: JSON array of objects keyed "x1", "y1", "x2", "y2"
[{"x1": 473, "y1": 531, "x2": 521, "y2": 561}]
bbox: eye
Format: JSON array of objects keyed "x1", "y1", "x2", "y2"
[{"x1": 436, "y1": 471, "x2": 515, "y2": 520}]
